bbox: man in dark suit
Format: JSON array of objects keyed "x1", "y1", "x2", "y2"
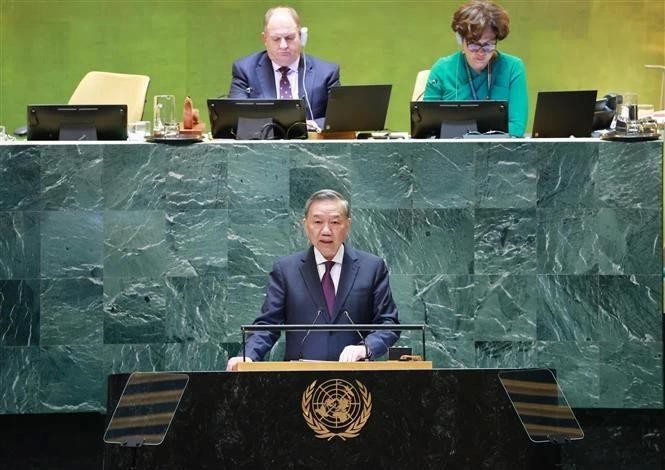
[
  {"x1": 226, "y1": 189, "x2": 400, "y2": 371},
  {"x1": 227, "y1": 6, "x2": 340, "y2": 125}
]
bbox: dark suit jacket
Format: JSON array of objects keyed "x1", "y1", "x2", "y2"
[
  {"x1": 228, "y1": 51, "x2": 340, "y2": 122},
  {"x1": 242, "y1": 244, "x2": 400, "y2": 361}
]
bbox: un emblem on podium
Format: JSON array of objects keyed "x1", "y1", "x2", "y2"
[{"x1": 301, "y1": 379, "x2": 372, "y2": 440}]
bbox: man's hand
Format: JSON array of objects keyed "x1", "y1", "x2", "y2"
[
  {"x1": 306, "y1": 119, "x2": 321, "y2": 132},
  {"x1": 338, "y1": 345, "x2": 368, "y2": 362},
  {"x1": 226, "y1": 356, "x2": 253, "y2": 371}
]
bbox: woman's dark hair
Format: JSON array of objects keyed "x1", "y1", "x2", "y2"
[{"x1": 451, "y1": 1, "x2": 510, "y2": 42}]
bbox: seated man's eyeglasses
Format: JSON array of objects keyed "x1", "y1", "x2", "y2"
[{"x1": 466, "y1": 42, "x2": 497, "y2": 53}]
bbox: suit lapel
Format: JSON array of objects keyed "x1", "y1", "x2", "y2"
[
  {"x1": 299, "y1": 247, "x2": 329, "y2": 317},
  {"x1": 332, "y1": 245, "x2": 360, "y2": 322},
  {"x1": 257, "y1": 53, "x2": 277, "y2": 99}
]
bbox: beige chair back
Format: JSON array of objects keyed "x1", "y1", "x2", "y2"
[
  {"x1": 68, "y1": 71, "x2": 150, "y2": 123},
  {"x1": 412, "y1": 69, "x2": 431, "y2": 101}
]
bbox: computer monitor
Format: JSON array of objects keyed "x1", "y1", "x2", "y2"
[
  {"x1": 410, "y1": 100, "x2": 508, "y2": 138},
  {"x1": 531, "y1": 90, "x2": 597, "y2": 138},
  {"x1": 27, "y1": 104, "x2": 128, "y2": 141},
  {"x1": 323, "y1": 85, "x2": 392, "y2": 132},
  {"x1": 207, "y1": 98, "x2": 307, "y2": 139}
]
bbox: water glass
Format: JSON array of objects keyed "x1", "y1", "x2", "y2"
[
  {"x1": 618, "y1": 92, "x2": 639, "y2": 122},
  {"x1": 153, "y1": 95, "x2": 178, "y2": 137},
  {"x1": 127, "y1": 121, "x2": 151, "y2": 141}
]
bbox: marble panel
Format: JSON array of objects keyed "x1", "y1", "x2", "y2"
[
  {"x1": 411, "y1": 141, "x2": 475, "y2": 208},
  {"x1": 163, "y1": 342, "x2": 231, "y2": 372},
  {"x1": 348, "y1": 142, "x2": 413, "y2": 209},
  {"x1": 475, "y1": 340, "x2": 538, "y2": 368},
  {"x1": 596, "y1": 208, "x2": 661, "y2": 275},
  {"x1": 165, "y1": 143, "x2": 229, "y2": 210},
  {"x1": 475, "y1": 142, "x2": 537, "y2": 208},
  {"x1": 412, "y1": 275, "x2": 475, "y2": 343},
  {"x1": 599, "y1": 340, "x2": 663, "y2": 408},
  {"x1": 166, "y1": 209, "x2": 228, "y2": 276},
  {"x1": 0, "y1": 280, "x2": 39, "y2": 347},
  {"x1": 537, "y1": 275, "x2": 600, "y2": 341},
  {"x1": 288, "y1": 142, "x2": 352, "y2": 210},
  {"x1": 104, "y1": 210, "x2": 169, "y2": 278},
  {"x1": 536, "y1": 141, "x2": 597, "y2": 208},
  {"x1": 225, "y1": 275, "x2": 268, "y2": 342},
  {"x1": 536, "y1": 341, "x2": 600, "y2": 408},
  {"x1": 102, "y1": 144, "x2": 167, "y2": 210},
  {"x1": 40, "y1": 278, "x2": 103, "y2": 345},
  {"x1": 474, "y1": 274, "x2": 538, "y2": 341},
  {"x1": 596, "y1": 141, "x2": 662, "y2": 209},
  {"x1": 0, "y1": 346, "x2": 41, "y2": 413},
  {"x1": 41, "y1": 211, "x2": 103, "y2": 279},
  {"x1": 597, "y1": 275, "x2": 661, "y2": 343},
  {"x1": 37, "y1": 345, "x2": 104, "y2": 413},
  {"x1": 474, "y1": 208, "x2": 537, "y2": 274},
  {"x1": 386, "y1": 274, "x2": 424, "y2": 353},
  {"x1": 41, "y1": 144, "x2": 103, "y2": 210},
  {"x1": 165, "y1": 274, "x2": 227, "y2": 343},
  {"x1": 0, "y1": 145, "x2": 40, "y2": 210},
  {"x1": 425, "y1": 339, "x2": 477, "y2": 368},
  {"x1": 103, "y1": 277, "x2": 166, "y2": 344},
  {"x1": 227, "y1": 143, "x2": 290, "y2": 210},
  {"x1": 537, "y1": 208, "x2": 598, "y2": 274},
  {"x1": 348, "y1": 209, "x2": 413, "y2": 275},
  {"x1": 228, "y1": 209, "x2": 300, "y2": 276},
  {"x1": 411, "y1": 208, "x2": 474, "y2": 275},
  {"x1": 103, "y1": 343, "x2": 166, "y2": 375},
  {"x1": 0, "y1": 211, "x2": 40, "y2": 280}
]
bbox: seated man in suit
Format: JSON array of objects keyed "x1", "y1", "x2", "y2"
[
  {"x1": 227, "y1": 6, "x2": 340, "y2": 126},
  {"x1": 226, "y1": 189, "x2": 400, "y2": 371}
]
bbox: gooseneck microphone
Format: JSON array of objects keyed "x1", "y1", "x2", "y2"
[
  {"x1": 299, "y1": 26, "x2": 314, "y2": 121},
  {"x1": 343, "y1": 310, "x2": 369, "y2": 360},
  {"x1": 299, "y1": 309, "x2": 323, "y2": 359}
]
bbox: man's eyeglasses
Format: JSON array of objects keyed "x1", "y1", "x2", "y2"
[{"x1": 466, "y1": 42, "x2": 497, "y2": 53}]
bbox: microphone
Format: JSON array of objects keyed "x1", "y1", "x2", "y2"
[
  {"x1": 343, "y1": 310, "x2": 369, "y2": 360},
  {"x1": 299, "y1": 309, "x2": 323, "y2": 359},
  {"x1": 299, "y1": 27, "x2": 314, "y2": 121}
]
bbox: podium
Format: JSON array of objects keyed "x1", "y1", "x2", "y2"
[{"x1": 103, "y1": 366, "x2": 560, "y2": 469}]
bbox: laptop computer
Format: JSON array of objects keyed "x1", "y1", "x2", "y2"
[
  {"x1": 321, "y1": 84, "x2": 392, "y2": 133},
  {"x1": 531, "y1": 90, "x2": 597, "y2": 138}
]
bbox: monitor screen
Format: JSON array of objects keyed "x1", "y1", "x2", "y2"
[
  {"x1": 27, "y1": 104, "x2": 128, "y2": 141},
  {"x1": 207, "y1": 98, "x2": 307, "y2": 139},
  {"x1": 410, "y1": 100, "x2": 508, "y2": 138}
]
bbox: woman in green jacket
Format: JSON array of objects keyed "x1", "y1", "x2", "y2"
[{"x1": 424, "y1": 0, "x2": 528, "y2": 137}]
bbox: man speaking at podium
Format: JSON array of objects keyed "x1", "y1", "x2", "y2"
[
  {"x1": 226, "y1": 190, "x2": 400, "y2": 371},
  {"x1": 227, "y1": 6, "x2": 340, "y2": 124}
]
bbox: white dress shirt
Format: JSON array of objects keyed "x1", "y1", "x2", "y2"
[
  {"x1": 313, "y1": 244, "x2": 344, "y2": 293},
  {"x1": 271, "y1": 58, "x2": 300, "y2": 98}
]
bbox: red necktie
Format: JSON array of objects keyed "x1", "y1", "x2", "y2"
[
  {"x1": 278, "y1": 66, "x2": 293, "y2": 99},
  {"x1": 321, "y1": 261, "x2": 335, "y2": 316}
]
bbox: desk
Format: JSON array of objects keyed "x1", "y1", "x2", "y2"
[{"x1": 0, "y1": 139, "x2": 661, "y2": 414}]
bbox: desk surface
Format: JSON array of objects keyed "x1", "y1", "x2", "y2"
[{"x1": 237, "y1": 360, "x2": 433, "y2": 371}]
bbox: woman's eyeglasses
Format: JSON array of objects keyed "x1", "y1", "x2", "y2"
[{"x1": 466, "y1": 42, "x2": 497, "y2": 53}]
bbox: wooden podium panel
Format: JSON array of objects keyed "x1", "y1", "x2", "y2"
[
  {"x1": 104, "y1": 370, "x2": 560, "y2": 469},
  {"x1": 236, "y1": 360, "x2": 433, "y2": 371}
]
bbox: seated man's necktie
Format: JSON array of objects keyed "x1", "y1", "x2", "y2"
[{"x1": 278, "y1": 66, "x2": 293, "y2": 99}]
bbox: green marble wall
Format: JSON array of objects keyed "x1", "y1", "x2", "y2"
[{"x1": 0, "y1": 140, "x2": 662, "y2": 414}]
